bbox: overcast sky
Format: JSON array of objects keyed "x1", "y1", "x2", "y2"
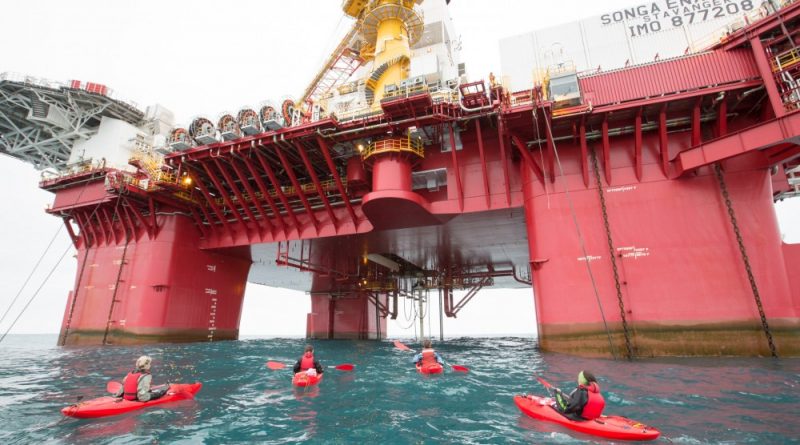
[{"x1": 1, "y1": 1, "x2": 798, "y2": 338}]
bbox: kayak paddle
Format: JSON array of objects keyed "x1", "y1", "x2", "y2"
[
  {"x1": 393, "y1": 340, "x2": 469, "y2": 373},
  {"x1": 447, "y1": 362, "x2": 470, "y2": 373},
  {"x1": 536, "y1": 376, "x2": 557, "y2": 396},
  {"x1": 266, "y1": 361, "x2": 287, "y2": 370},
  {"x1": 106, "y1": 381, "x2": 122, "y2": 394},
  {"x1": 265, "y1": 361, "x2": 354, "y2": 371},
  {"x1": 393, "y1": 340, "x2": 412, "y2": 351}
]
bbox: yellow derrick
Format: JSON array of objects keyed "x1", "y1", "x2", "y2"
[{"x1": 302, "y1": 0, "x2": 424, "y2": 111}]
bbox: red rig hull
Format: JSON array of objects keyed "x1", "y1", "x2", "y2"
[{"x1": 43, "y1": 8, "x2": 800, "y2": 355}]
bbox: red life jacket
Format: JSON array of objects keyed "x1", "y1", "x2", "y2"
[
  {"x1": 580, "y1": 382, "x2": 605, "y2": 420},
  {"x1": 300, "y1": 352, "x2": 315, "y2": 371},
  {"x1": 420, "y1": 348, "x2": 438, "y2": 367},
  {"x1": 122, "y1": 371, "x2": 142, "y2": 401}
]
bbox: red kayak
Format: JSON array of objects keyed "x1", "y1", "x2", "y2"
[
  {"x1": 61, "y1": 383, "x2": 202, "y2": 419},
  {"x1": 293, "y1": 372, "x2": 323, "y2": 387},
  {"x1": 514, "y1": 395, "x2": 660, "y2": 441},
  {"x1": 416, "y1": 363, "x2": 444, "y2": 374}
]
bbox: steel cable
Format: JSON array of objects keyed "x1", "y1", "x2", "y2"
[
  {"x1": 0, "y1": 225, "x2": 63, "y2": 327},
  {"x1": 531, "y1": 101, "x2": 619, "y2": 360},
  {"x1": 713, "y1": 164, "x2": 778, "y2": 357}
]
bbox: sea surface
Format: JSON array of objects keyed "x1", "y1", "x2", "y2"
[{"x1": 0, "y1": 335, "x2": 798, "y2": 444}]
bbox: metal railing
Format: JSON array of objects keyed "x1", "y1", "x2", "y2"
[
  {"x1": 39, "y1": 159, "x2": 107, "y2": 184},
  {"x1": 362, "y1": 134, "x2": 424, "y2": 160},
  {"x1": 0, "y1": 71, "x2": 140, "y2": 111},
  {"x1": 383, "y1": 82, "x2": 428, "y2": 100},
  {"x1": 772, "y1": 47, "x2": 800, "y2": 72}
]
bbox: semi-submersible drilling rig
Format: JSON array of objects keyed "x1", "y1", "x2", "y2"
[{"x1": 1, "y1": 0, "x2": 798, "y2": 357}]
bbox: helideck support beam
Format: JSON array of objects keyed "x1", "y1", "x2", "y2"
[
  {"x1": 227, "y1": 156, "x2": 274, "y2": 238},
  {"x1": 203, "y1": 160, "x2": 251, "y2": 241},
  {"x1": 316, "y1": 135, "x2": 358, "y2": 228},
  {"x1": 186, "y1": 168, "x2": 234, "y2": 241},
  {"x1": 239, "y1": 151, "x2": 287, "y2": 237},
  {"x1": 293, "y1": 140, "x2": 338, "y2": 230},
  {"x1": 273, "y1": 140, "x2": 319, "y2": 234},
  {"x1": 213, "y1": 158, "x2": 259, "y2": 233},
  {"x1": 254, "y1": 146, "x2": 302, "y2": 235}
]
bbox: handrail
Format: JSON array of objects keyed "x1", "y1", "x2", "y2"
[
  {"x1": 362, "y1": 134, "x2": 424, "y2": 160},
  {"x1": 0, "y1": 71, "x2": 141, "y2": 111}
]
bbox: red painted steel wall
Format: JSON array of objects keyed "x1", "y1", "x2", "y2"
[
  {"x1": 59, "y1": 214, "x2": 250, "y2": 344},
  {"x1": 580, "y1": 49, "x2": 760, "y2": 108},
  {"x1": 521, "y1": 128, "x2": 798, "y2": 354}
]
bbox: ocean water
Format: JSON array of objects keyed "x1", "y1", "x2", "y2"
[{"x1": 0, "y1": 335, "x2": 798, "y2": 444}]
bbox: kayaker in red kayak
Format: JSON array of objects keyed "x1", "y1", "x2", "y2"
[
  {"x1": 553, "y1": 370, "x2": 605, "y2": 420},
  {"x1": 113, "y1": 355, "x2": 169, "y2": 402},
  {"x1": 412, "y1": 339, "x2": 444, "y2": 369},
  {"x1": 292, "y1": 345, "x2": 324, "y2": 376}
]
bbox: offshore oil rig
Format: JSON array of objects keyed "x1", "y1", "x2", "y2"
[{"x1": 1, "y1": 0, "x2": 798, "y2": 357}]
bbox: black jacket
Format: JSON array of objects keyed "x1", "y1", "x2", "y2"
[{"x1": 557, "y1": 387, "x2": 589, "y2": 420}]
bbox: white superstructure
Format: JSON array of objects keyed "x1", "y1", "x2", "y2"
[{"x1": 500, "y1": 0, "x2": 769, "y2": 92}]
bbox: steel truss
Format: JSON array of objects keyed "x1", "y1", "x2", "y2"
[{"x1": 0, "y1": 74, "x2": 143, "y2": 171}]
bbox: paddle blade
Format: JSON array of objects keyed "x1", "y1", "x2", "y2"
[
  {"x1": 536, "y1": 376, "x2": 553, "y2": 389},
  {"x1": 393, "y1": 340, "x2": 412, "y2": 351},
  {"x1": 106, "y1": 381, "x2": 122, "y2": 394},
  {"x1": 451, "y1": 364, "x2": 469, "y2": 373},
  {"x1": 266, "y1": 361, "x2": 287, "y2": 370},
  {"x1": 334, "y1": 364, "x2": 355, "y2": 371}
]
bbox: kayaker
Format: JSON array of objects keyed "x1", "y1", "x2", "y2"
[
  {"x1": 553, "y1": 370, "x2": 605, "y2": 420},
  {"x1": 412, "y1": 339, "x2": 444, "y2": 367},
  {"x1": 293, "y1": 345, "x2": 324, "y2": 375},
  {"x1": 113, "y1": 355, "x2": 169, "y2": 402}
]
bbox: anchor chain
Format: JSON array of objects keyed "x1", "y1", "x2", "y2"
[
  {"x1": 713, "y1": 164, "x2": 778, "y2": 358},
  {"x1": 590, "y1": 149, "x2": 634, "y2": 360}
]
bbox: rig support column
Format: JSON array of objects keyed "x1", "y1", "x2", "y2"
[
  {"x1": 522, "y1": 148, "x2": 800, "y2": 357},
  {"x1": 59, "y1": 212, "x2": 250, "y2": 345},
  {"x1": 307, "y1": 293, "x2": 386, "y2": 340}
]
